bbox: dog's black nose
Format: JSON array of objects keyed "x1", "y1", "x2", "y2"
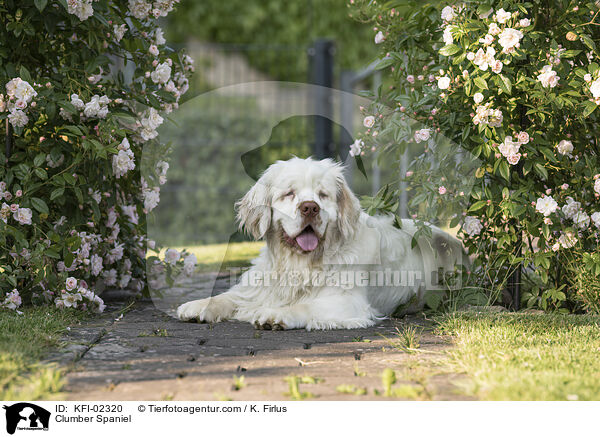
[{"x1": 299, "y1": 201, "x2": 320, "y2": 218}]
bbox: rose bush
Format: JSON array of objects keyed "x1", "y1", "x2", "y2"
[
  {"x1": 0, "y1": 0, "x2": 195, "y2": 313},
  {"x1": 350, "y1": 0, "x2": 600, "y2": 312}
]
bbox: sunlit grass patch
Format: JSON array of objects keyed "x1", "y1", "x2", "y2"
[
  {"x1": 0, "y1": 307, "x2": 86, "y2": 400},
  {"x1": 436, "y1": 311, "x2": 600, "y2": 400},
  {"x1": 156, "y1": 241, "x2": 264, "y2": 272}
]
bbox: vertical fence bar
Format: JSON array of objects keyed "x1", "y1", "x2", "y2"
[
  {"x1": 311, "y1": 39, "x2": 335, "y2": 159},
  {"x1": 339, "y1": 70, "x2": 355, "y2": 186},
  {"x1": 371, "y1": 71, "x2": 382, "y2": 195}
]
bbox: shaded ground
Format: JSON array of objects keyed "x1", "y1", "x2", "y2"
[{"x1": 47, "y1": 274, "x2": 472, "y2": 401}]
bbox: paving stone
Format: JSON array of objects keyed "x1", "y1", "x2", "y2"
[{"x1": 47, "y1": 273, "x2": 473, "y2": 400}]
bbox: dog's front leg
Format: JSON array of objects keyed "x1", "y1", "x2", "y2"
[
  {"x1": 244, "y1": 288, "x2": 380, "y2": 331},
  {"x1": 176, "y1": 293, "x2": 236, "y2": 323}
]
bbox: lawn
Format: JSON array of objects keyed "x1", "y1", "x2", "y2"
[
  {"x1": 158, "y1": 241, "x2": 264, "y2": 272},
  {"x1": 0, "y1": 307, "x2": 87, "y2": 400},
  {"x1": 436, "y1": 311, "x2": 600, "y2": 400}
]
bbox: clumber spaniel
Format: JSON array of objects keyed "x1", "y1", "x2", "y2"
[{"x1": 177, "y1": 157, "x2": 464, "y2": 330}]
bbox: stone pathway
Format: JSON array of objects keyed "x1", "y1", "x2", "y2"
[{"x1": 48, "y1": 275, "x2": 473, "y2": 401}]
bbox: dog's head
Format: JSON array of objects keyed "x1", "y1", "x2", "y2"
[{"x1": 236, "y1": 157, "x2": 361, "y2": 254}]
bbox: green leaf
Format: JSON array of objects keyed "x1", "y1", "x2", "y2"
[
  {"x1": 468, "y1": 200, "x2": 487, "y2": 212},
  {"x1": 34, "y1": 0, "x2": 48, "y2": 11},
  {"x1": 439, "y1": 44, "x2": 461, "y2": 56},
  {"x1": 582, "y1": 100, "x2": 597, "y2": 118},
  {"x1": 62, "y1": 173, "x2": 76, "y2": 185},
  {"x1": 34, "y1": 168, "x2": 47, "y2": 180},
  {"x1": 45, "y1": 249, "x2": 61, "y2": 259},
  {"x1": 473, "y1": 76, "x2": 488, "y2": 90},
  {"x1": 534, "y1": 163, "x2": 548, "y2": 180},
  {"x1": 498, "y1": 160, "x2": 510, "y2": 181},
  {"x1": 33, "y1": 153, "x2": 46, "y2": 167},
  {"x1": 498, "y1": 74, "x2": 512, "y2": 95},
  {"x1": 30, "y1": 197, "x2": 49, "y2": 215},
  {"x1": 50, "y1": 187, "x2": 64, "y2": 200},
  {"x1": 19, "y1": 65, "x2": 32, "y2": 83},
  {"x1": 355, "y1": 155, "x2": 368, "y2": 180}
]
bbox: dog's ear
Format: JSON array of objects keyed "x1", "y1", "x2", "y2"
[
  {"x1": 236, "y1": 178, "x2": 271, "y2": 240},
  {"x1": 336, "y1": 174, "x2": 361, "y2": 240}
]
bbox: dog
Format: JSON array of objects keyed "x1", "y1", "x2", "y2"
[{"x1": 177, "y1": 157, "x2": 465, "y2": 330}]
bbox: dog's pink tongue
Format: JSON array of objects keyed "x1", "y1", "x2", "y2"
[{"x1": 296, "y1": 229, "x2": 318, "y2": 251}]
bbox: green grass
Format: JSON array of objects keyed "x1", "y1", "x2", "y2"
[
  {"x1": 158, "y1": 241, "x2": 264, "y2": 272},
  {"x1": 436, "y1": 311, "x2": 600, "y2": 400},
  {"x1": 0, "y1": 307, "x2": 86, "y2": 400}
]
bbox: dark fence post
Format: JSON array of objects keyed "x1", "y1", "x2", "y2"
[{"x1": 311, "y1": 39, "x2": 334, "y2": 159}]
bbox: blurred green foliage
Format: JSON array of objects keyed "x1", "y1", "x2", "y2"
[
  {"x1": 152, "y1": 96, "x2": 314, "y2": 246},
  {"x1": 165, "y1": 0, "x2": 377, "y2": 81}
]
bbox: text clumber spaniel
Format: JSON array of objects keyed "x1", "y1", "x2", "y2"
[{"x1": 177, "y1": 157, "x2": 464, "y2": 330}]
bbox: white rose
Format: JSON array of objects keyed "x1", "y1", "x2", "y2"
[
  {"x1": 557, "y1": 139, "x2": 573, "y2": 156},
  {"x1": 498, "y1": 136, "x2": 520, "y2": 157},
  {"x1": 151, "y1": 62, "x2": 171, "y2": 84},
  {"x1": 71, "y1": 94, "x2": 85, "y2": 110},
  {"x1": 414, "y1": 128, "x2": 431, "y2": 143},
  {"x1": 463, "y1": 216, "x2": 483, "y2": 236},
  {"x1": 363, "y1": 116, "x2": 375, "y2": 128},
  {"x1": 142, "y1": 108, "x2": 164, "y2": 130},
  {"x1": 591, "y1": 211, "x2": 600, "y2": 228},
  {"x1": 128, "y1": 0, "x2": 152, "y2": 20},
  {"x1": 165, "y1": 248, "x2": 180, "y2": 265},
  {"x1": 535, "y1": 196, "x2": 558, "y2": 217},
  {"x1": 488, "y1": 23, "x2": 501, "y2": 36},
  {"x1": 183, "y1": 254, "x2": 197, "y2": 275},
  {"x1": 495, "y1": 8, "x2": 512, "y2": 24},
  {"x1": 149, "y1": 45, "x2": 159, "y2": 56},
  {"x1": 441, "y1": 6, "x2": 456, "y2": 21},
  {"x1": 66, "y1": 277, "x2": 78, "y2": 291},
  {"x1": 13, "y1": 207, "x2": 32, "y2": 225},
  {"x1": 498, "y1": 28, "x2": 523, "y2": 51},
  {"x1": 517, "y1": 131, "x2": 529, "y2": 144},
  {"x1": 573, "y1": 211, "x2": 590, "y2": 229},
  {"x1": 559, "y1": 232, "x2": 577, "y2": 249},
  {"x1": 479, "y1": 34, "x2": 494, "y2": 46},
  {"x1": 113, "y1": 24, "x2": 127, "y2": 42},
  {"x1": 84, "y1": 96, "x2": 101, "y2": 118},
  {"x1": 443, "y1": 26, "x2": 454, "y2": 45},
  {"x1": 91, "y1": 254, "x2": 103, "y2": 276},
  {"x1": 438, "y1": 76, "x2": 451, "y2": 89},
  {"x1": 473, "y1": 92, "x2": 484, "y2": 104},
  {"x1": 594, "y1": 178, "x2": 600, "y2": 195},
  {"x1": 519, "y1": 18, "x2": 531, "y2": 27},
  {"x1": 67, "y1": 0, "x2": 94, "y2": 21},
  {"x1": 590, "y1": 78, "x2": 600, "y2": 98},
  {"x1": 155, "y1": 28, "x2": 166, "y2": 45},
  {"x1": 374, "y1": 31, "x2": 385, "y2": 44},
  {"x1": 8, "y1": 109, "x2": 28, "y2": 128},
  {"x1": 112, "y1": 149, "x2": 136, "y2": 179},
  {"x1": 349, "y1": 139, "x2": 363, "y2": 157},
  {"x1": 491, "y1": 60, "x2": 503, "y2": 74},
  {"x1": 537, "y1": 65, "x2": 559, "y2": 88},
  {"x1": 562, "y1": 197, "x2": 581, "y2": 219},
  {"x1": 143, "y1": 188, "x2": 160, "y2": 211}
]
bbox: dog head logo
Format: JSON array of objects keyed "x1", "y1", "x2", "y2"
[{"x1": 3, "y1": 403, "x2": 50, "y2": 434}]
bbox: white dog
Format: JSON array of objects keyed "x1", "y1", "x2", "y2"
[{"x1": 177, "y1": 157, "x2": 464, "y2": 330}]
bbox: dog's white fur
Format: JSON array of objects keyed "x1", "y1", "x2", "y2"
[{"x1": 177, "y1": 157, "x2": 464, "y2": 330}]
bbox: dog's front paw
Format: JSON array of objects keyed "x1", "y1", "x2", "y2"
[
  {"x1": 254, "y1": 321, "x2": 286, "y2": 330},
  {"x1": 177, "y1": 298, "x2": 228, "y2": 323},
  {"x1": 251, "y1": 309, "x2": 290, "y2": 330}
]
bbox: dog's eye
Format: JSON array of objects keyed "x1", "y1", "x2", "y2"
[
  {"x1": 318, "y1": 191, "x2": 328, "y2": 199},
  {"x1": 284, "y1": 190, "x2": 295, "y2": 198}
]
